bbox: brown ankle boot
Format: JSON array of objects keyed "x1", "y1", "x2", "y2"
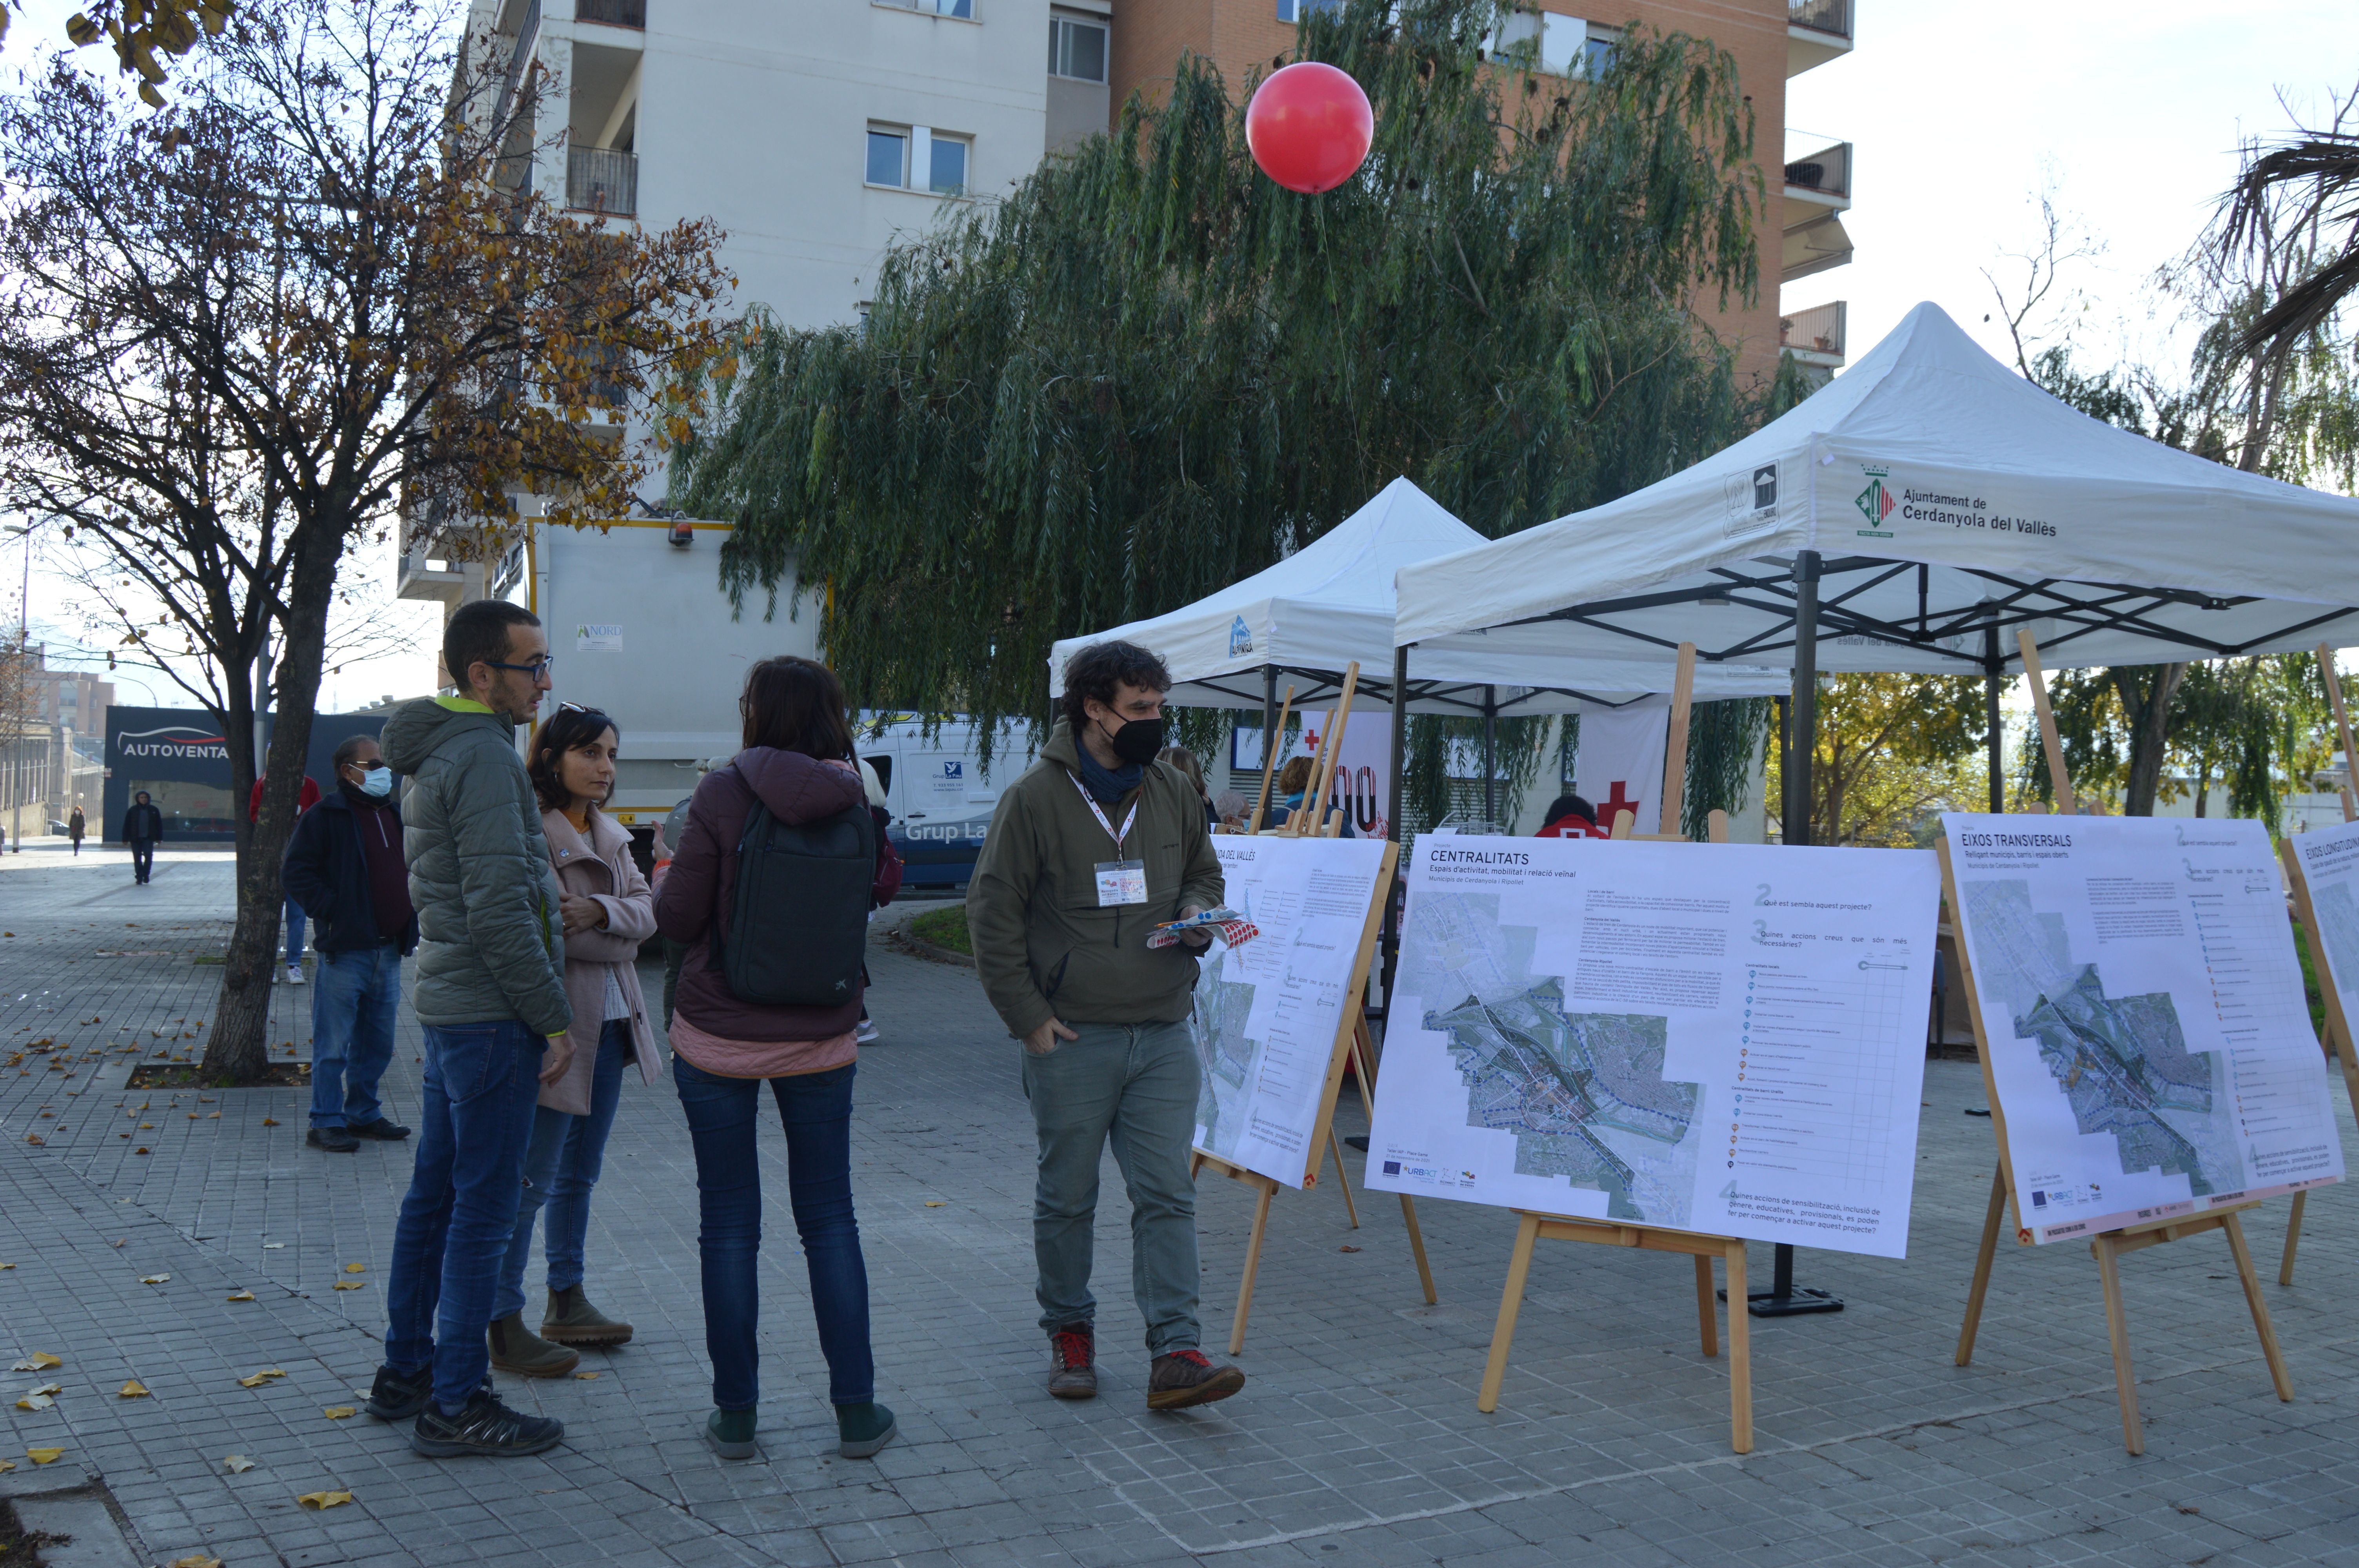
[
  {"x1": 487, "y1": 1311, "x2": 579, "y2": 1377},
  {"x1": 542, "y1": 1285, "x2": 633, "y2": 1347}
]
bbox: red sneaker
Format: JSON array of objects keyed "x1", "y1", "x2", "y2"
[{"x1": 1147, "y1": 1349, "x2": 1245, "y2": 1410}]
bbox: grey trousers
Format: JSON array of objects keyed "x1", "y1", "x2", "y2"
[{"x1": 1022, "y1": 1018, "x2": 1202, "y2": 1354}]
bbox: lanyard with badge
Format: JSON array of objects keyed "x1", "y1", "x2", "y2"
[{"x1": 1069, "y1": 772, "x2": 1147, "y2": 906}]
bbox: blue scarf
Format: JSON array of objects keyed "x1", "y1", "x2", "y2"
[{"x1": 1072, "y1": 741, "x2": 1142, "y2": 805}]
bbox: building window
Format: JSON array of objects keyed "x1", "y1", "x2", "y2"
[
  {"x1": 867, "y1": 126, "x2": 910, "y2": 187},
  {"x1": 1274, "y1": 0, "x2": 1339, "y2": 20},
  {"x1": 1049, "y1": 17, "x2": 1106, "y2": 82},
  {"x1": 1485, "y1": 13, "x2": 1616, "y2": 77},
  {"x1": 878, "y1": 0, "x2": 973, "y2": 16},
  {"x1": 928, "y1": 134, "x2": 969, "y2": 194},
  {"x1": 867, "y1": 123, "x2": 970, "y2": 196}
]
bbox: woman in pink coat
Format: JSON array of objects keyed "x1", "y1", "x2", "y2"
[{"x1": 489, "y1": 704, "x2": 662, "y2": 1377}]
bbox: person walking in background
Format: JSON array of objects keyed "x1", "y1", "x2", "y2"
[
  {"x1": 253, "y1": 772, "x2": 322, "y2": 984},
  {"x1": 122, "y1": 790, "x2": 161, "y2": 882},
  {"x1": 281, "y1": 735, "x2": 417, "y2": 1154},
  {"x1": 367, "y1": 599, "x2": 574, "y2": 1459},
  {"x1": 1158, "y1": 745, "x2": 1218, "y2": 829},
  {"x1": 489, "y1": 704, "x2": 660, "y2": 1378},
  {"x1": 67, "y1": 804, "x2": 84, "y2": 855},
  {"x1": 656, "y1": 656, "x2": 896, "y2": 1465},
  {"x1": 966, "y1": 639, "x2": 1244, "y2": 1410}
]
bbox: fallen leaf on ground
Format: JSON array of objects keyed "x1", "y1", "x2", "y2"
[
  {"x1": 26, "y1": 1447, "x2": 63, "y2": 1464},
  {"x1": 1338, "y1": 1245, "x2": 1363, "y2": 1253},
  {"x1": 260, "y1": 1118, "x2": 278, "y2": 1126},
  {"x1": 236, "y1": 1368, "x2": 286, "y2": 1388},
  {"x1": 574, "y1": 1371, "x2": 599, "y2": 1380},
  {"x1": 924, "y1": 1200, "x2": 947, "y2": 1207},
  {"x1": 225, "y1": 1290, "x2": 255, "y2": 1302},
  {"x1": 11, "y1": 1353, "x2": 60, "y2": 1371},
  {"x1": 342, "y1": 1262, "x2": 365, "y2": 1274},
  {"x1": 133, "y1": 1147, "x2": 149, "y2": 1154},
  {"x1": 140, "y1": 1274, "x2": 171, "y2": 1284},
  {"x1": 296, "y1": 1490, "x2": 352, "y2": 1510},
  {"x1": 331, "y1": 1281, "x2": 365, "y2": 1292},
  {"x1": 222, "y1": 1454, "x2": 253, "y2": 1473},
  {"x1": 118, "y1": 1379, "x2": 149, "y2": 1397},
  {"x1": 262, "y1": 1242, "x2": 285, "y2": 1250},
  {"x1": 16, "y1": 1386, "x2": 59, "y2": 1410},
  {"x1": 0, "y1": 1262, "x2": 13, "y2": 1269},
  {"x1": 138, "y1": 1123, "x2": 152, "y2": 1129},
  {"x1": 0, "y1": 1458, "x2": 12, "y2": 1471},
  {"x1": 24, "y1": 1135, "x2": 41, "y2": 1145},
  {"x1": 322, "y1": 1406, "x2": 355, "y2": 1419},
  {"x1": 171, "y1": 1554, "x2": 225, "y2": 1568}
]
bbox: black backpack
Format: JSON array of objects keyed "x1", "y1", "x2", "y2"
[{"x1": 708, "y1": 774, "x2": 874, "y2": 1008}]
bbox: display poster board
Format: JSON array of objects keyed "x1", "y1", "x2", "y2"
[
  {"x1": 2290, "y1": 817, "x2": 2359, "y2": 1040},
  {"x1": 1364, "y1": 835, "x2": 1940, "y2": 1258},
  {"x1": 1190, "y1": 835, "x2": 1391, "y2": 1189},
  {"x1": 1943, "y1": 813, "x2": 2344, "y2": 1244}
]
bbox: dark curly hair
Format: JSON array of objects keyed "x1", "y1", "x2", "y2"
[
  {"x1": 527, "y1": 705, "x2": 619, "y2": 814},
  {"x1": 1059, "y1": 640, "x2": 1171, "y2": 733}
]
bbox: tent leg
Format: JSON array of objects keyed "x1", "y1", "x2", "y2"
[
  {"x1": 1261, "y1": 664, "x2": 1277, "y2": 805},
  {"x1": 1482, "y1": 686, "x2": 1497, "y2": 829},
  {"x1": 1789, "y1": 551, "x2": 1821, "y2": 848},
  {"x1": 1383, "y1": 642, "x2": 1409, "y2": 1007},
  {"x1": 1985, "y1": 624, "x2": 2004, "y2": 814}
]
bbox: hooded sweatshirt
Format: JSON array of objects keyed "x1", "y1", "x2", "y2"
[
  {"x1": 965, "y1": 720, "x2": 1225, "y2": 1040},
  {"x1": 379, "y1": 696, "x2": 570, "y2": 1037},
  {"x1": 655, "y1": 746, "x2": 867, "y2": 1048}
]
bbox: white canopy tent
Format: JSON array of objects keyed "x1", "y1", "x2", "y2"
[
  {"x1": 1050, "y1": 475, "x2": 1788, "y2": 725},
  {"x1": 1391, "y1": 301, "x2": 2359, "y2": 833}
]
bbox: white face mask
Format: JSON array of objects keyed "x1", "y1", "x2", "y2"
[{"x1": 358, "y1": 766, "x2": 394, "y2": 799}]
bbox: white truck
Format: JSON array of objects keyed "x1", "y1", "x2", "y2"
[{"x1": 524, "y1": 520, "x2": 1016, "y2": 889}]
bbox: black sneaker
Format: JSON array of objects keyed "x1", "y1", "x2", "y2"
[
  {"x1": 348, "y1": 1118, "x2": 411, "y2": 1141},
  {"x1": 409, "y1": 1386, "x2": 563, "y2": 1458},
  {"x1": 1146, "y1": 1349, "x2": 1246, "y2": 1411},
  {"x1": 306, "y1": 1126, "x2": 359, "y2": 1152},
  {"x1": 365, "y1": 1363, "x2": 433, "y2": 1421}
]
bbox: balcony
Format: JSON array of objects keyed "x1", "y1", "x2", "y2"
[
  {"x1": 574, "y1": 0, "x2": 644, "y2": 25},
  {"x1": 1787, "y1": 0, "x2": 1852, "y2": 76},
  {"x1": 1780, "y1": 132, "x2": 1852, "y2": 284},
  {"x1": 498, "y1": 0, "x2": 540, "y2": 120},
  {"x1": 1779, "y1": 301, "x2": 1846, "y2": 370},
  {"x1": 1783, "y1": 139, "x2": 1850, "y2": 208},
  {"x1": 396, "y1": 554, "x2": 479, "y2": 606},
  {"x1": 567, "y1": 144, "x2": 637, "y2": 216}
]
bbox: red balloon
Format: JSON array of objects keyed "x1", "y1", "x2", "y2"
[{"x1": 1245, "y1": 62, "x2": 1374, "y2": 195}]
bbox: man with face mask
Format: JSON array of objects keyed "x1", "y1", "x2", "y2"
[
  {"x1": 281, "y1": 732, "x2": 420, "y2": 1152},
  {"x1": 968, "y1": 640, "x2": 1243, "y2": 1410}
]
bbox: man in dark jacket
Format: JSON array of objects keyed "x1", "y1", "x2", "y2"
[
  {"x1": 967, "y1": 639, "x2": 1243, "y2": 1410},
  {"x1": 365, "y1": 599, "x2": 573, "y2": 1461},
  {"x1": 282, "y1": 734, "x2": 416, "y2": 1154},
  {"x1": 122, "y1": 791, "x2": 162, "y2": 882}
]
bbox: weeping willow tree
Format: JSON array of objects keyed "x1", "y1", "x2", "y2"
[{"x1": 667, "y1": 0, "x2": 1770, "y2": 759}]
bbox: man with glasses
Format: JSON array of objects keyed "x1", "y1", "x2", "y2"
[{"x1": 366, "y1": 599, "x2": 576, "y2": 1459}]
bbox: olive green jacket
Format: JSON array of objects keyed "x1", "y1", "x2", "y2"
[{"x1": 966, "y1": 722, "x2": 1225, "y2": 1039}]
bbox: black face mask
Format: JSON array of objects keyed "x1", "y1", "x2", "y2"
[{"x1": 1101, "y1": 714, "x2": 1166, "y2": 766}]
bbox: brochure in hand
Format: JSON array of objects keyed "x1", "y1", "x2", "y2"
[{"x1": 1147, "y1": 907, "x2": 1260, "y2": 950}]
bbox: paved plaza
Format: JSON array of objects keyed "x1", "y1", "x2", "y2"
[{"x1": 2, "y1": 848, "x2": 2358, "y2": 1566}]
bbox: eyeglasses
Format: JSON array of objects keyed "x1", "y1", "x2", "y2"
[{"x1": 484, "y1": 656, "x2": 555, "y2": 680}]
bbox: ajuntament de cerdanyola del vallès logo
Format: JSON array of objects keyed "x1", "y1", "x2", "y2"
[{"x1": 1853, "y1": 463, "x2": 2057, "y2": 541}]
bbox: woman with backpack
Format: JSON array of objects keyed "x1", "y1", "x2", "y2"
[
  {"x1": 489, "y1": 704, "x2": 662, "y2": 1379},
  {"x1": 654, "y1": 656, "x2": 896, "y2": 1463}
]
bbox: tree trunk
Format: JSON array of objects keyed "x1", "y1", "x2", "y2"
[
  {"x1": 2192, "y1": 758, "x2": 2211, "y2": 817},
  {"x1": 201, "y1": 516, "x2": 345, "y2": 1083},
  {"x1": 2113, "y1": 662, "x2": 2187, "y2": 816}
]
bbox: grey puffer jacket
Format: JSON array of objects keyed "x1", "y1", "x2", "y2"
[{"x1": 380, "y1": 697, "x2": 571, "y2": 1038}]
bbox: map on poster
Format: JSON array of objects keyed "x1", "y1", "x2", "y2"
[
  {"x1": 1363, "y1": 837, "x2": 1941, "y2": 1258},
  {"x1": 1944, "y1": 814, "x2": 2343, "y2": 1244},
  {"x1": 1190, "y1": 835, "x2": 1391, "y2": 1188}
]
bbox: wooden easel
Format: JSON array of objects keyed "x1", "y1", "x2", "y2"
[
  {"x1": 2275, "y1": 641, "x2": 2359, "y2": 1285},
  {"x1": 1191, "y1": 838, "x2": 1438, "y2": 1354},
  {"x1": 1946, "y1": 630, "x2": 2293, "y2": 1455},
  {"x1": 1475, "y1": 644, "x2": 1762, "y2": 1454}
]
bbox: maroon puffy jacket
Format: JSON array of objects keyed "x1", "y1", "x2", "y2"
[{"x1": 655, "y1": 748, "x2": 866, "y2": 1042}]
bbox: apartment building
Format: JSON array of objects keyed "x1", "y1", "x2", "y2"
[
  {"x1": 0, "y1": 646, "x2": 111, "y2": 842},
  {"x1": 1112, "y1": 0, "x2": 1856, "y2": 386}
]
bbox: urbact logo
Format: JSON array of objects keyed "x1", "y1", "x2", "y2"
[{"x1": 116, "y1": 725, "x2": 228, "y2": 761}]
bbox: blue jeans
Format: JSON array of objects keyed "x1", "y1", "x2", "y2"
[
  {"x1": 494, "y1": 1019, "x2": 629, "y2": 1319},
  {"x1": 673, "y1": 1054, "x2": 872, "y2": 1410},
  {"x1": 283, "y1": 897, "x2": 307, "y2": 966},
  {"x1": 309, "y1": 945, "x2": 400, "y2": 1129},
  {"x1": 383, "y1": 1020, "x2": 545, "y2": 1414},
  {"x1": 1023, "y1": 1019, "x2": 1203, "y2": 1354}
]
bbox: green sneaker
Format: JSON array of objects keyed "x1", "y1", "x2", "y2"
[
  {"x1": 705, "y1": 1406, "x2": 757, "y2": 1460},
  {"x1": 836, "y1": 1401, "x2": 897, "y2": 1459}
]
